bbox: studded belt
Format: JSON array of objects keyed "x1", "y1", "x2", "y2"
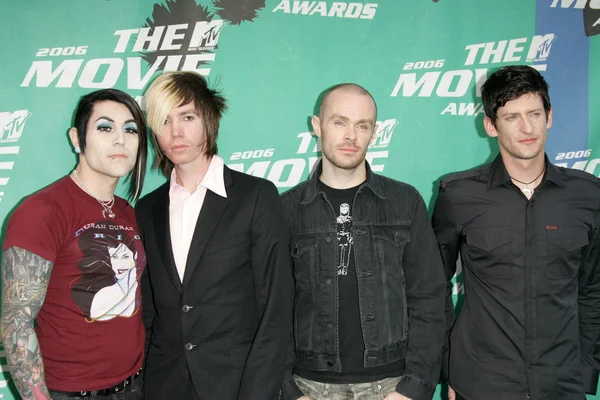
[{"x1": 52, "y1": 368, "x2": 142, "y2": 397}]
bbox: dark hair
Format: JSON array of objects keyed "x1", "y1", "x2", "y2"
[
  {"x1": 144, "y1": 71, "x2": 227, "y2": 177},
  {"x1": 317, "y1": 83, "x2": 377, "y2": 120},
  {"x1": 71, "y1": 221, "x2": 141, "y2": 320},
  {"x1": 481, "y1": 65, "x2": 551, "y2": 124},
  {"x1": 72, "y1": 89, "x2": 147, "y2": 201}
]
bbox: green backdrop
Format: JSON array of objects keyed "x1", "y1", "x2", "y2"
[{"x1": 0, "y1": 0, "x2": 599, "y2": 398}]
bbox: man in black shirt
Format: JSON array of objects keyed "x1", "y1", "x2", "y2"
[
  {"x1": 432, "y1": 65, "x2": 600, "y2": 400},
  {"x1": 280, "y1": 83, "x2": 445, "y2": 400}
]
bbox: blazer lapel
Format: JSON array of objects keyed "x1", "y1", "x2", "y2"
[
  {"x1": 181, "y1": 167, "x2": 233, "y2": 288},
  {"x1": 152, "y1": 184, "x2": 182, "y2": 293}
]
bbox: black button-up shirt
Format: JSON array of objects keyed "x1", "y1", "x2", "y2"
[{"x1": 432, "y1": 155, "x2": 600, "y2": 400}]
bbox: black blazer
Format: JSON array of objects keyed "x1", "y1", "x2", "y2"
[{"x1": 136, "y1": 166, "x2": 293, "y2": 400}]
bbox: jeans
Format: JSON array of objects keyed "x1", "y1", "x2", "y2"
[
  {"x1": 49, "y1": 377, "x2": 143, "y2": 400},
  {"x1": 294, "y1": 375, "x2": 401, "y2": 400}
]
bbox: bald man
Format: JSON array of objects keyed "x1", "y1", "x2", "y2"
[{"x1": 279, "y1": 84, "x2": 445, "y2": 400}]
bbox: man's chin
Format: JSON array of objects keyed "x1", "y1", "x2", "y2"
[
  {"x1": 335, "y1": 160, "x2": 364, "y2": 170},
  {"x1": 325, "y1": 155, "x2": 365, "y2": 170},
  {"x1": 502, "y1": 146, "x2": 544, "y2": 162},
  {"x1": 516, "y1": 150, "x2": 544, "y2": 161}
]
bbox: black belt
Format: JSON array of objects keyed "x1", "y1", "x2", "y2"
[{"x1": 53, "y1": 368, "x2": 142, "y2": 397}]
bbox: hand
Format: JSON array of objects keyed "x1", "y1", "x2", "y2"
[
  {"x1": 384, "y1": 392, "x2": 412, "y2": 400},
  {"x1": 448, "y1": 385, "x2": 456, "y2": 400}
]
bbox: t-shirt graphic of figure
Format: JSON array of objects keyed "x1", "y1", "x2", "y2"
[
  {"x1": 71, "y1": 221, "x2": 143, "y2": 322},
  {"x1": 89, "y1": 242, "x2": 138, "y2": 321},
  {"x1": 337, "y1": 203, "x2": 353, "y2": 276}
]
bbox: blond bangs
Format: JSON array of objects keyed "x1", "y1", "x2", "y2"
[{"x1": 144, "y1": 73, "x2": 185, "y2": 135}]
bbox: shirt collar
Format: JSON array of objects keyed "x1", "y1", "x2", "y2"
[
  {"x1": 544, "y1": 158, "x2": 565, "y2": 186},
  {"x1": 169, "y1": 155, "x2": 228, "y2": 198},
  {"x1": 487, "y1": 153, "x2": 565, "y2": 188},
  {"x1": 302, "y1": 160, "x2": 385, "y2": 204}
]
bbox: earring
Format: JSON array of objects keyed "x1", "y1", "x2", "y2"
[{"x1": 74, "y1": 146, "x2": 81, "y2": 154}]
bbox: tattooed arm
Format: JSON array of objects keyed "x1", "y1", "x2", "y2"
[{"x1": 1, "y1": 246, "x2": 53, "y2": 400}]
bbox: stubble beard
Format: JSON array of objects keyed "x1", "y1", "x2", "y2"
[
  {"x1": 499, "y1": 136, "x2": 545, "y2": 162},
  {"x1": 323, "y1": 147, "x2": 367, "y2": 171},
  {"x1": 513, "y1": 144, "x2": 544, "y2": 161}
]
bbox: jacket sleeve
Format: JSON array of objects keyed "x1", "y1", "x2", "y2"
[
  {"x1": 431, "y1": 185, "x2": 461, "y2": 384},
  {"x1": 238, "y1": 182, "x2": 295, "y2": 400},
  {"x1": 578, "y1": 203, "x2": 600, "y2": 395},
  {"x1": 394, "y1": 191, "x2": 446, "y2": 400},
  {"x1": 135, "y1": 200, "x2": 156, "y2": 365}
]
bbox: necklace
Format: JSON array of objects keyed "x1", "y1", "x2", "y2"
[
  {"x1": 71, "y1": 170, "x2": 116, "y2": 219},
  {"x1": 509, "y1": 167, "x2": 545, "y2": 197}
]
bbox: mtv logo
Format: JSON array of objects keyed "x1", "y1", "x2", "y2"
[
  {"x1": 370, "y1": 119, "x2": 398, "y2": 148},
  {"x1": 0, "y1": 110, "x2": 31, "y2": 142},
  {"x1": 188, "y1": 20, "x2": 225, "y2": 50},
  {"x1": 526, "y1": 34, "x2": 556, "y2": 62}
]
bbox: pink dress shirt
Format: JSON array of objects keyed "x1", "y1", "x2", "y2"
[{"x1": 169, "y1": 155, "x2": 227, "y2": 281}]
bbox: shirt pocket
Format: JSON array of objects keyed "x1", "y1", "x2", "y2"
[
  {"x1": 463, "y1": 227, "x2": 516, "y2": 279},
  {"x1": 372, "y1": 225, "x2": 410, "y2": 279},
  {"x1": 546, "y1": 226, "x2": 589, "y2": 280}
]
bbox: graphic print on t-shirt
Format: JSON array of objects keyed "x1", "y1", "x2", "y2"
[
  {"x1": 71, "y1": 220, "x2": 143, "y2": 322},
  {"x1": 337, "y1": 203, "x2": 353, "y2": 276}
]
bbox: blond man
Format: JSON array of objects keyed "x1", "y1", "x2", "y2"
[{"x1": 137, "y1": 71, "x2": 293, "y2": 400}]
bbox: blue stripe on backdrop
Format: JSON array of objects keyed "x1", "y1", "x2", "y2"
[
  {"x1": 535, "y1": 6, "x2": 599, "y2": 399},
  {"x1": 537, "y1": 0, "x2": 590, "y2": 163}
]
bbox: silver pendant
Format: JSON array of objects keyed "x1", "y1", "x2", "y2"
[
  {"x1": 522, "y1": 186, "x2": 533, "y2": 197},
  {"x1": 103, "y1": 209, "x2": 116, "y2": 219}
]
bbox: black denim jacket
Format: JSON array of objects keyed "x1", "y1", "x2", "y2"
[{"x1": 279, "y1": 162, "x2": 445, "y2": 400}]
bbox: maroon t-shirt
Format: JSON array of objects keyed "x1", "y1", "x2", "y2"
[{"x1": 3, "y1": 176, "x2": 146, "y2": 391}]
